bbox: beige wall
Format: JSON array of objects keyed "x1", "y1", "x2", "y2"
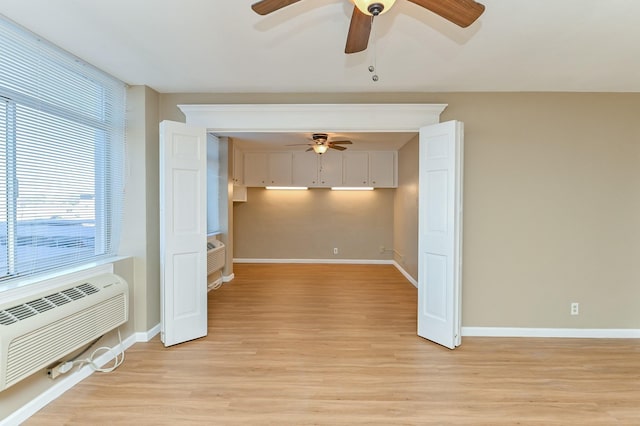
[
  {"x1": 440, "y1": 93, "x2": 640, "y2": 328},
  {"x1": 143, "y1": 87, "x2": 161, "y2": 328},
  {"x1": 394, "y1": 135, "x2": 419, "y2": 280},
  {"x1": 234, "y1": 187, "x2": 394, "y2": 260},
  {"x1": 160, "y1": 92, "x2": 640, "y2": 330},
  {"x1": 120, "y1": 85, "x2": 161, "y2": 332}
]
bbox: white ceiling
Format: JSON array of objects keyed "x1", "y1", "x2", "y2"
[
  {"x1": 1, "y1": 0, "x2": 638, "y2": 151},
  {"x1": 1, "y1": 0, "x2": 639, "y2": 94}
]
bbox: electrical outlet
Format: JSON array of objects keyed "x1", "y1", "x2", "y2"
[
  {"x1": 570, "y1": 302, "x2": 579, "y2": 316},
  {"x1": 333, "y1": 247, "x2": 338, "y2": 255}
]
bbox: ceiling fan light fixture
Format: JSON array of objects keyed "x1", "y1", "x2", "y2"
[
  {"x1": 312, "y1": 143, "x2": 329, "y2": 154},
  {"x1": 351, "y1": 0, "x2": 396, "y2": 16}
]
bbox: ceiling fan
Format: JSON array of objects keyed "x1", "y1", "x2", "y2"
[
  {"x1": 251, "y1": 0, "x2": 485, "y2": 54},
  {"x1": 287, "y1": 133, "x2": 353, "y2": 154}
]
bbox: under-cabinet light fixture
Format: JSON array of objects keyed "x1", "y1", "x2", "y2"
[
  {"x1": 265, "y1": 186, "x2": 309, "y2": 190},
  {"x1": 331, "y1": 187, "x2": 374, "y2": 191}
]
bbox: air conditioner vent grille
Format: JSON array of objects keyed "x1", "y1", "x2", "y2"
[
  {"x1": 61, "y1": 288, "x2": 84, "y2": 300},
  {"x1": 26, "y1": 298, "x2": 55, "y2": 314},
  {"x1": 0, "y1": 311, "x2": 17, "y2": 326},
  {"x1": 5, "y1": 305, "x2": 36, "y2": 321},
  {"x1": 77, "y1": 283, "x2": 99, "y2": 295},
  {"x1": 0, "y1": 283, "x2": 100, "y2": 326},
  {"x1": 45, "y1": 293, "x2": 71, "y2": 307}
]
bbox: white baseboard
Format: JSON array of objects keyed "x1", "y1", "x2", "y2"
[
  {"x1": 135, "y1": 323, "x2": 161, "y2": 342},
  {"x1": 234, "y1": 258, "x2": 394, "y2": 265},
  {"x1": 392, "y1": 261, "x2": 417, "y2": 287},
  {"x1": 3, "y1": 324, "x2": 159, "y2": 426},
  {"x1": 462, "y1": 327, "x2": 640, "y2": 338},
  {"x1": 233, "y1": 259, "x2": 415, "y2": 287}
]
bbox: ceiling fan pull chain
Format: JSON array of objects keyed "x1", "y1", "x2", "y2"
[{"x1": 368, "y1": 16, "x2": 379, "y2": 82}]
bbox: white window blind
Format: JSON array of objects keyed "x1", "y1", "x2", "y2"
[{"x1": 0, "y1": 16, "x2": 125, "y2": 284}]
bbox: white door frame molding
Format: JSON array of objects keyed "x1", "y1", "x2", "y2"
[{"x1": 178, "y1": 103, "x2": 447, "y2": 133}]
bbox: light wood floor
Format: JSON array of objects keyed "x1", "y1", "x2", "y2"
[{"x1": 26, "y1": 264, "x2": 640, "y2": 425}]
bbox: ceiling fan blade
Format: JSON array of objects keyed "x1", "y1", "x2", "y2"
[
  {"x1": 305, "y1": 147, "x2": 314, "y2": 152},
  {"x1": 330, "y1": 140, "x2": 353, "y2": 145},
  {"x1": 406, "y1": 0, "x2": 485, "y2": 28},
  {"x1": 251, "y1": 0, "x2": 302, "y2": 16},
  {"x1": 330, "y1": 145, "x2": 347, "y2": 151},
  {"x1": 285, "y1": 143, "x2": 312, "y2": 146},
  {"x1": 345, "y1": 6, "x2": 372, "y2": 54}
]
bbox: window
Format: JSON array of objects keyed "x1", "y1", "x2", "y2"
[{"x1": 0, "y1": 17, "x2": 125, "y2": 286}]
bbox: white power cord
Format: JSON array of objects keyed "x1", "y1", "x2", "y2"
[
  {"x1": 50, "y1": 328, "x2": 125, "y2": 378},
  {"x1": 208, "y1": 279, "x2": 223, "y2": 291},
  {"x1": 72, "y1": 328, "x2": 125, "y2": 373}
]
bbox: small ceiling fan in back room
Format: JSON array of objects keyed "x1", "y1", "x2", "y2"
[
  {"x1": 251, "y1": 0, "x2": 485, "y2": 54},
  {"x1": 286, "y1": 133, "x2": 352, "y2": 154}
]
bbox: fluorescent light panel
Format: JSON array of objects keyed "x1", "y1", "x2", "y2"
[
  {"x1": 265, "y1": 186, "x2": 308, "y2": 190},
  {"x1": 331, "y1": 187, "x2": 374, "y2": 191}
]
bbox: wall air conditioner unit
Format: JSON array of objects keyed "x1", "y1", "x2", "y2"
[
  {"x1": 207, "y1": 237, "x2": 225, "y2": 291},
  {"x1": 0, "y1": 273, "x2": 128, "y2": 392}
]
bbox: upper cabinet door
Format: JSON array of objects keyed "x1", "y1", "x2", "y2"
[
  {"x1": 292, "y1": 151, "x2": 319, "y2": 186},
  {"x1": 268, "y1": 152, "x2": 293, "y2": 186},
  {"x1": 369, "y1": 151, "x2": 396, "y2": 188},
  {"x1": 232, "y1": 145, "x2": 244, "y2": 185},
  {"x1": 244, "y1": 152, "x2": 268, "y2": 186},
  {"x1": 342, "y1": 152, "x2": 369, "y2": 186},
  {"x1": 318, "y1": 150, "x2": 343, "y2": 186}
]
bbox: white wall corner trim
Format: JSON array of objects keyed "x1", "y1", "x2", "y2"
[
  {"x1": 392, "y1": 261, "x2": 418, "y2": 288},
  {"x1": 178, "y1": 103, "x2": 448, "y2": 133},
  {"x1": 461, "y1": 327, "x2": 640, "y2": 339},
  {"x1": 234, "y1": 258, "x2": 394, "y2": 265}
]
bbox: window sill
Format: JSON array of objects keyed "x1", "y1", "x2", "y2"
[{"x1": 0, "y1": 256, "x2": 129, "y2": 302}]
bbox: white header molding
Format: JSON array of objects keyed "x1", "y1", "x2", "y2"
[{"x1": 178, "y1": 103, "x2": 448, "y2": 133}]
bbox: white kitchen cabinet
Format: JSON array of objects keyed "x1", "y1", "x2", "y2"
[
  {"x1": 342, "y1": 152, "x2": 369, "y2": 186},
  {"x1": 243, "y1": 152, "x2": 268, "y2": 186},
  {"x1": 267, "y1": 152, "x2": 292, "y2": 186},
  {"x1": 318, "y1": 150, "x2": 343, "y2": 186},
  {"x1": 244, "y1": 152, "x2": 292, "y2": 186},
  {"x1": 292, "y1": 151, "x2": 319, "y2": 186},
  {"x1": 369, "y1": 151, "x2": 396, "y2": 187},
  {"x1": 232, "y1": 145, "x2": 244, "y2": 185},
  {"x1": 245, "y1": 150, "x2": 395, "y2": 188},
  {"x1": 292, "y1": 150, "x2": 342, "y2": 186}
]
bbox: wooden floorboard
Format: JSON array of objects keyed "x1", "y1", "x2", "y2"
[{"x1": 25, "y1": 264, "x2": 640, "y2": 425}]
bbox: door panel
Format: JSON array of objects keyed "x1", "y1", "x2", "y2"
[
  {"x1": 418, "y1": 120, "x2": 463, "y2": 349},
  {"x1": 160, "y1": 120, "x2": 208, "y2": 347}
]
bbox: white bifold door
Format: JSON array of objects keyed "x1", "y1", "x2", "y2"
[
  {"x1": 418, "y1": 120, "x2": 464, "y2": 349},
  {"x1": 160, "y1": 120, "x2": 208, "y2": 347}
]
